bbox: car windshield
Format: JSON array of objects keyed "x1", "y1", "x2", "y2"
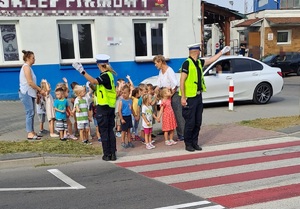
[{"x1": 261, "y1": 54, "x2": 275, "y2": 62}]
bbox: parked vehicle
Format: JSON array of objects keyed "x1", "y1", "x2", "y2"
[
  {"x1": 261, "y1": 52, "x2": 300, "y2": 76},
  {"x1": 142, "y1": 56, "x2": 284, "y2": 104}
]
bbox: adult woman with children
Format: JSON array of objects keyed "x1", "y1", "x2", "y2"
[
  {"x1": 72, "y1": 54, "x2": 117, "y2": 161},
  {"x1": 153, "y1": 55, "x2": 185, "y2": 141},
  {"x1": 19, "y1": 50, "x2": 45, "y2": 140}
]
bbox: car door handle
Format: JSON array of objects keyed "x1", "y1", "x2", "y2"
[
  {"x1": 226, "y1": 76, "x2": 232, "y2": 80},
  {"x1": 252, "y1": 73, "x2": 259, "y2": 76}
]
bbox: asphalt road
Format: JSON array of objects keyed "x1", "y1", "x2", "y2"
[
  {"x1": 202, "y1": 76, "x2": 300, "y2": 125},
  {"x1": 0, "y1": 159, "x2": 212, "y2": 209}
]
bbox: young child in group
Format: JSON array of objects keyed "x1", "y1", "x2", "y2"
[
  {"x1": 53, "y1": 87, "x2": 69, "y2": 141},
  {"x1": 40, "y1": 79, "x2": 59, "y2": 138},
  {"x1": 89, "y1": 93, "x2": 101, "y2": 142},
  {"x1": 36, "y1": 89, "x2": 46, "y2": 135},
  {"x1": 70, "y1": 81, "x2": 79, "y2": 136},
  {"x1": 137, "y1": 84, "x2": 148, "y2": 143},
  {"x1": 56, "y1": 79, "x2": 77, "y2": 140},
  {"x1": 131, "y1": 87, "x2": 140, "y2": 141},
  {"x1": 115, "y1": 78, "x2": 125, "y2": 138},
  {"x1": 157, "y1": 87, "x2": 177, "y2": 146},
  {"x1": 141, "y1": 94, "x2": 158, "y2": 150},
  {"x1": 147, "y1": 83, "x2": 159, "y2": 139},
  {"x1": 72, "y1": 85, "x2": 92, "y2": 144},
  {"x1": 118, "y1": 84, "x2": 135, "y2": 148}
]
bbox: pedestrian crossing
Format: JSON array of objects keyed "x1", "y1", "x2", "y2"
[{"x1": 113, "y1": 137, "x2": 300, "y2": 209}]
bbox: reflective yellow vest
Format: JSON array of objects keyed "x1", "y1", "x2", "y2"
[
  {"x1": 95, "y1": 71, "x2": 116, "y2": 108},
  {"x1": 179, "y1": 58, "x2": 206, "y2": 97}
]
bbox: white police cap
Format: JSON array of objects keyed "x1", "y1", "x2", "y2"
[
  {"x1": 187, "y1": 43, "x2": 201, "y2": 51},
  {"x1": 95, "y1": 54, "x2": 110, "y2": 64}
]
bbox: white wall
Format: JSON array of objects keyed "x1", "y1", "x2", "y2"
[{"x1": 1, "y1": 0, "x2": 201, "y2": 65}]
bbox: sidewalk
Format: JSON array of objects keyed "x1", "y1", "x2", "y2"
[{"x1": 0, "y1": 100, "x2": 299, "y2": 168}]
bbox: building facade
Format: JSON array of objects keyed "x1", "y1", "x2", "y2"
[{"x1": 0, "y1": 0, "x2": 202, "y2": 100}]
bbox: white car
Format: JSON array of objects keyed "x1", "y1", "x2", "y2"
[{"x1": 141, "y1": 56, "x2": 284, "y2": 104}]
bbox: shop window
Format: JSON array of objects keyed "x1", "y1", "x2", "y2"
[
  {"x1": 133, "y1": 20, "x2": 167, "y2": 61},
  {"x1": 277, "y1": 30, "x2": 291, "y2": 44},
  {"x1": 58, "y1": 21, "x2": 94, "y2": 63},
  {"x1": 0, "y1": 24, "x2": 20, "y2": 63}
]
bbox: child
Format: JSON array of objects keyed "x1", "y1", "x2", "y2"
[
  {"x1": 131, "y1": 87, "x2": 140, "y2": 141},
  {"x1": 118, "y1": 85, "x2": 135, "y2": 148},
  {"x1": 137, "y1": 83, "x2": 148, "y2": 143},
  {"x1": 73, "y1": 85, "x2": 92, "y2": 144},
  {"x1": 141, "y1": 94, "x2": 158, "y2": 150},
  {"x1": 70, "y1": 81, "x2": 79, "y2": 136},
  {"x1": 36, "y1": 90, "x2": 46, "y2": 135},
  {"x1": 41, "y1": 79, "x2": 59, "y2": 138},
  {"x1": 89, "y1": 93, "x2": 101, "y2": 142},
  {"x1": 115, "y1": 78, "x2": 125, "y2": 137},
  {"x1": 53, "y1": 87, "x2": 69, "y2": 141},
  {"x1": 157, "y1": 87, "x2": 177, "y2": 146},
  {"x1": 56, "y1": 79, "x2": 77, "y2": 140},
  {"x1": 147, "y1": 83, "x2": 159, "y2": 139}
]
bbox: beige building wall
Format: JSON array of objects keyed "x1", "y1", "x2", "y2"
[{"x1": 264, "y1": 26, "x2": 300, "y2": 55}]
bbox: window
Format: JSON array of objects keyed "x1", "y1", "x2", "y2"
[
  {"x1": 0, "y1": 23, "x2": 20, "y2": 63},
  {"x1": 134, "y1": 20, "x2": 167, "y2": 60},
  {"x1": 58, "y1": 21, "x2": 94, "y2": 63},
  {"x1": 277, "y1": 30, "x2": 291, "y2": 44},
  {"x1": 234, "y1": 59, "x2": 263, "y2": 72}
]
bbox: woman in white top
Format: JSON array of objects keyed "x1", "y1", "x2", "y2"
[
  {"x1": 153, "y1": 55, "x2": 185, "y2": 141},
  {"x1": 19, "y1": 50, "x2": 45, "y2": 140}
]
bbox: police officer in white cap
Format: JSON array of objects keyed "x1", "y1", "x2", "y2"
[
  {"x1": 72, "y1": 54, "x2": 117, "y2": 161},
  {"x1": 179, "y1": 43, "x2": 230, "y2": 152}
]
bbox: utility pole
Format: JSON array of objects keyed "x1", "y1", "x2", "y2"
[{"x1": 244, "y1": 0, "x2": 248, "y2": 14}]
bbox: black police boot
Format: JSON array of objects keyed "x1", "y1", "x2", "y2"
[
  {"x1": 193, "y1": 144, "x2": 202, "y2": 151},
  {"x1": 102, "y1": 155, "x2": 111, "y2": 161},
  {"x1": 110, "y1": 153, "x2": 117, "y2": 161},
  {"x1": 185, "y1": 145, "x2": 195, "y2": 152}
]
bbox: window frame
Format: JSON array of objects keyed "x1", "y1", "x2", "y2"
[
  {"x1": 133, "y1": 19, "x2": 168, "y2": 62},
  {"x1": 57, "y1": 20, "x2": 96, "y2": 64},
  {"x1": 0, "y1": 21, "x2": 22, "y2": 65},
  {"x1": 277, "y1": 29, "x2": 292, "y2": 45}
]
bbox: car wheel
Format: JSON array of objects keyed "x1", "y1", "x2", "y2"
[
  {"x1": 253, "y1": 82, "x2": 272, "y2": 104},
  {"x1": 297, "y1": 67, "x2": 300, "y2": 76}
]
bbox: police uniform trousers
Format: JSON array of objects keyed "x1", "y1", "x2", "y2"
[
  {"x1": 96, "y1": 105, "x2": 117, "y2": 157},
  {"x1": 182, "y1": 93, "x2": 203, "y2": 147}
]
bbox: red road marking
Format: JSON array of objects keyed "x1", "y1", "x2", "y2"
[
  {"x1": 115, "y1": 140, "x2": 300, "y2": 168},
  {"x1": 140, "y1": 151, "x2": 300, "y2": 178},
  {"x1": 170, "y1": 165, "x2": 300, "y2": 190},
  {"x1": 209, "y1": 183, "x2": 300, "y2": 208}
]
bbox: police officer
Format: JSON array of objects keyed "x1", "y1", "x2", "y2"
[
  {"x1": 73, "y1": 54, "x2": 117, "y2": 161},
  {"x1": 179, "y1": 43, "x2": 230, "y2": 152}
]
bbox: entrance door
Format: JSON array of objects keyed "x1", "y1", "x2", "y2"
[{"x1": 248, "y1": 32, "x2": 261, "y2": 60}]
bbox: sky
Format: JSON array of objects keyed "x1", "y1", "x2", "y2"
[{"x1": 205, "y1": 0, "x2": 254, "y2": 14}]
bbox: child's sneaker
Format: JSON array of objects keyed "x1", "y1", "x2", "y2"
[
  {"x1": 169, "y1": 139, "x2": 177, "y2": 145},
  {"x1": 69, "y1": 134, "x2": 78, "y2": 140},
  {"x1": 127, "y1": 142, "x2": 135, "y2": 148},
  {"x1": 135, "y1": 135, "x2": 141, "y2": 141},
  {"x1": 83, "y1": 140, "x2": 92, "y2": 145},
  {"x1": 116, "y1": 132, "x2": 122, "y2": 137},
  {"x1": 121, "y1": 142, "x2": 128, "y2": 148},
  {"x1": 151, "y1": 139, "x2": 156, "y2": 143},
  {"x1": 165, "y1": 140, "x2": 172, "y2": 146},
  {"x1": 146, "y1": 143, "x2": 152, "y2": 150},
  {"x1": 98, "y1": 138, "x2": 102, "y2": 143},
  {"x1": 141, "y1": 138, "x2": 146, "y2": 144},
  {"x1": 149, "y1": 143, "x2": 155, "y2": 149}
]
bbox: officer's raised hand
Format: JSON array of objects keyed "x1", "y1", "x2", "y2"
[
  {"x1": 221, "y1": 46, "x2": 231, "y2": 55},
  {"x1": 72, "y1": 62, "x2": 85, "y2": 74}
]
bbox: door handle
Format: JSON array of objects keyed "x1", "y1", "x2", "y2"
[
  {"x1": 226, "y1": 76, "x2": 232, "y2": 80},
  {"x1": 252, "y1": 73, "x2": 259, "y2": 76}
]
